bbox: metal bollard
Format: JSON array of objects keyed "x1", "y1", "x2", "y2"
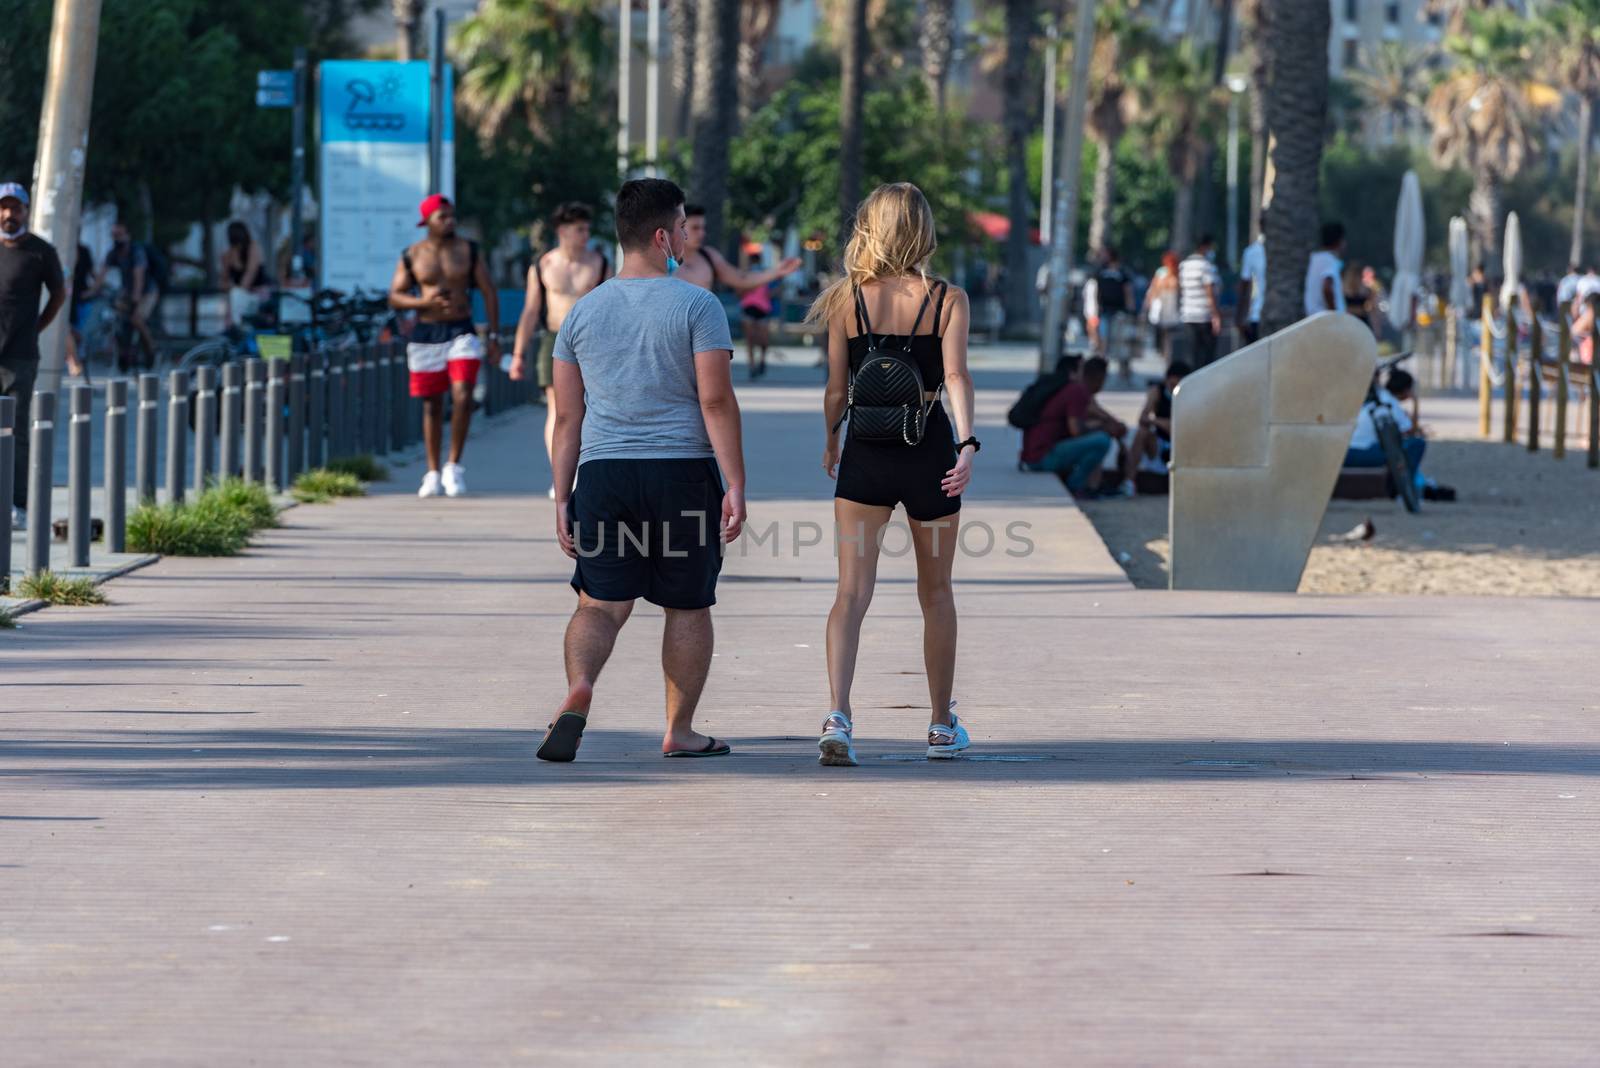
[
  {"x1": 345, "y1": 348, "x2": 363, "y2": 456},
  {"x1": 308, "y1": 353, "x2": 326, "y2": 469},
  {"x1": 220, "y1": 361, "x2": 243, "y2": 479},
  {"x1": 68, "y1": 385, "x2": 92, "y2": 567},
  {"x1": 25, "y1": 391, "x2": 55, "y2": 577},
  {"x1": 265, "y1": 360, "x2": 286, "y2": 491},
  {"x1": 327, "y1": 350, "x2": 346, "y2": 461},
  {"x1": 165, "y1": 370, "x2": 189, "y2": 505},
  {"x1": 243, "y1": 358, "x2": 265, "y2": 483},
  {"x1": 375, "y1": 349, "x2": 392, "y2": 455},
  {"x1": 0, "y1": 396, "x2": 13, "y2": 587},
  {"x1": 286, "y1": 354, "x2": 306, "y2": 479},
  {"x1": 193, "y1": 365, "x2": 217, "y2": 496},
  {"x1": 359, "y1": 346, "x2": 376, "y2": 455},
  {"x1": 392, "y1": 350, "x2": 409, "y2": 449},
  {"x1": 104, "y1": 380, "x2": 127, "y2": 552},
  {"x1": 135, "y1": 373, "x2": 159, "y2": 503}
]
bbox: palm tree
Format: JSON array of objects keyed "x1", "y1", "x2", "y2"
[
  {"x1": 1425, "y1": 10, "x2": 1539, "y2": 265},
  {"x1": 672, "y1": 0, "x2": 697, "y2": 137},
  {"x1": 1000, "y1": 0, "x2": 1036, "y2": 330},
  {"x1": 452, "y1": 0, "x2": 611, "y2": 141},
  {"x1": 921, "y1": 0, "x2": 958, "y2": 120},
  {"x1": 1259, "y1": 0, "x2": 1331, "y2": 335},
  {"x1": 393, "y1": 0, "x2": 425, "y2": 60},
  {"x1": 1144, "y1": 40, "x2": 1221, "y2": 256},
  {"x1": 1543, "y1": 0, "x2": 1600, "y2": 266},
  {"x1": 691, "y1": 0, "x2": 739, "y2": 251},
  {"x1": 1349, "y1": 41, "x2": 1432, "y2": 145},
  {"x1": 838, "y1": 0, "x2": 869, "y2": 252},
  {"x1": 738, "y1": 0, "x2": 783, "y2": 124},
  {"x1": 1240, "y1": 0, "x2": 1267, "y2": 242},
  {"x1": 1085, "y1": 5, "x2": 1156, "y2": 253}
]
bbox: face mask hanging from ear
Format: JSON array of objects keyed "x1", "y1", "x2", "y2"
[{"x1": 661, "y1": 230, "x2": 679, "y2": 275}]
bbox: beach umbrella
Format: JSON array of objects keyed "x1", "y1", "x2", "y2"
[
  {"x1": 1390, "y1": 170, "x2": 1424, "y2": 330},
  {"x1": 1500, "y1": 211, "x2": 1522, "y2": 311},
  {"x1": 1448, "y1": 216, "x2": 1470, "y2": 311}
]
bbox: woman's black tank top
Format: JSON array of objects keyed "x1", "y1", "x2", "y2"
[{"x1": 845, "y1": 280, "x2": 949, "y2": 384}]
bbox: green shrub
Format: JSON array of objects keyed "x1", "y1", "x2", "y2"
[
  {"x1": 16, "y1": 571, "x2": 107, "y2": 606},
  {"x1": 292, "y1": 469, "x2": 367, "y2": 504},
  {"x1": 204, "y1": 478, "x2": 278, "y2": 531},
  {"x1": 0, "y1": 607, "x2": 16, "y2": 629},
  {"x1": 325, "y1": 454, "x2": 389, "y2": 482},
  {"x1": 127, "y1": 500, "x2": 252, "y2": 556}
]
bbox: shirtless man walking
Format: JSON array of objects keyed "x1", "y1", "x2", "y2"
[
  {"x1": 389, "y1": 194, "x2": 500, "y2": 498},
  {"x1": 510, "y1": 202, "x2": 610, "y2": 499},
  {"x1": 672, "y1": 205, "x2": 801, "y2": 376}
]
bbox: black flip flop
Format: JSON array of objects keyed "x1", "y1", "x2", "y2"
[
  {"x1": 663, "y1": 737, "x2": 731, "y2": 758},
  {"x1": 536, "y1": 711, "x2": 587, "y2": 763}
]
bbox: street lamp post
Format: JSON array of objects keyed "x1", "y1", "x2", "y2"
[
  {"x1": 1226, "y1": 75, "x2": 1248, "y2": 269},
  {"x1": 618, "y1": 0, "x2": 632, "y2": 178},
  {"x1": 1041, "y1": 23, "x2": 1059, "y2": 240},
  {"x1": 646, "y1": 0, "x2": 661, "y2": 176}
]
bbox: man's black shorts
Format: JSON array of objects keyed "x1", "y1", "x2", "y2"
[{"x1": 568, "y1": 457, "x2": 724, "y2": 610}]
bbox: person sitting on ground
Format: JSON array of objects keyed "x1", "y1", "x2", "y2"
[
  {"x1": 1019, "y1": 356, "x2": 1126, "y2": 498},
  {"x1": 1345, "y1": 368, "x2": 1433, "y2": 499},
  {"x1": 1116, "y1": 361, "x2": 1191, "y2": 497}
]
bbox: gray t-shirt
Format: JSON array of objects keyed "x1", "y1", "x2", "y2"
[{"x1": 553, "y1": 276, "x2": 733, "y2": 465}]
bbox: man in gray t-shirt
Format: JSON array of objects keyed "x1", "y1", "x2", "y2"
[{"x1": 525, "y1": 178, "x2": 746, "y2": 764}]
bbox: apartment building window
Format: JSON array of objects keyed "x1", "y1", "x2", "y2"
[
  {"x1": 1343, "y1": 39, "x2": 1360, "y2": 69},
  {"x1": 1344, "y1": 0, "x2": 1359, "y2": 22},
  {"x1": 1386, "y1": 1, "x2": 1401, "y2": 23}
]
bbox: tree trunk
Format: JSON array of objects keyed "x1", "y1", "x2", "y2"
[
  {"x1": 1470, "y1": 169, "x2": 1502, "y2": 271},
  {"x1": 1260, "y1": 0, "x2": 1330, "y2": 335},
  {"x1": 1171, "y1": 180, "x2": 1195, "y2": 255},
  {"x1": 1192, "y1": 142, "x2": 1218, "y2": 248},
  {"x1": 1088, "y1": 132, "x2": 1116, "y2": 254},
  {"x1": 672, "y1": 0, "x2": 698, "y2": 139},
  {"x1": 1248, "y1": 42, "x2": 1267, "y2": 240},
  {"x1": 737, "y1": 0, "x2": 779, "y2": 125},
  {"x1": 1001, "y1": 0, "x2": 1036, "y2": 331},
  {"x1": 690, "y1": 0, "x2": 739, "y2": 252},
  {"x1": 838, "y1": 0, "x2": 869, "y2": 254},
  {"x1": 393, "y1": 0, "x2": 424, "y2": 61},
  {"x1": 921, "y1": 0, "x2": 956, "y2": 121},
  {"x1": 1573, "y1": 94, "x2": 1593, "y2": 269}
]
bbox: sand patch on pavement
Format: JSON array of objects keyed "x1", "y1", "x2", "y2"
[{"x1": 1079, "y1": 437, "x2": 1600, "y2": 597}]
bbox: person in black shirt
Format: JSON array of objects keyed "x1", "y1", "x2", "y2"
[
  {"x1": 0, "y1": 182, "x2": 66, "y2": 529},
  {"x1": 1094, "y1": 245, "x2": 1134, "y2": 380}
]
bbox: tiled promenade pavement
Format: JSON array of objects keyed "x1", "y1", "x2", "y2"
[{"x1": 4, "y1": 356, "x2": 1596, "y2": 1066}]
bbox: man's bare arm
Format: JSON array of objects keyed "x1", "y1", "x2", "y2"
[
  {"x1": 1323, "y1": 276, "x2": 1338, "y2": 311},
  {"x1": 512, "y1": 264, "x2": 542, "y2": 364},
  {"x1": 709, "y1": 247, "x2": 802, "y2": 293},
  {"x1": 474, "y1": 250, "x2": 501, "y2": 356},
  {"x1": 37, "y1": 265, "x2": 66, "y2": 332},
  {"x1": 696, "y1": 348, "x2": 746, "y2": 541}
]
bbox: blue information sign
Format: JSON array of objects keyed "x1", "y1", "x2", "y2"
[
  {"x1": 256, "y1": 88, "x2": 293, "y2": 109},
  {"x1": 258, "y1": 70, "x2": 294, "y2": 91}
]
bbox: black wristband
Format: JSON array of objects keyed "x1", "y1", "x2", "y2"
[{"x1": 957, "y1": 437, "x2": 981, "y2": 453}]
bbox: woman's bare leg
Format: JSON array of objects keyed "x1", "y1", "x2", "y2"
[
  {"x1": 826, "y1": 499, "x2": 894, "y2": 719},
  {"x1": 910, "y1": 513, "x2": 960, "y2": 728}
]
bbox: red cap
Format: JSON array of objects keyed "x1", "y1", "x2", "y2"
[{"x1": 417, "y1": 193, "x2": 451, "y2": 227}]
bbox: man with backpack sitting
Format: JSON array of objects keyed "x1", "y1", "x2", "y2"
[{"x1": 1017, "y1": 356, "x2": 1126, "y2": 498}]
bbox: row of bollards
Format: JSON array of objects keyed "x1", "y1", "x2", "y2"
[{"x1": 5, "y1": 336, "x2": 535, "y2": 587}]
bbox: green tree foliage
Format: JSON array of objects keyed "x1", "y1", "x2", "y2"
[{"x1": 726, "y1": 72, "x2": 990, "y2": 270}]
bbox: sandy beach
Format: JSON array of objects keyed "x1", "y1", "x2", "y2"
[{"x1": 1081, "y1": 392, "x2": 1600, "y2": 597}]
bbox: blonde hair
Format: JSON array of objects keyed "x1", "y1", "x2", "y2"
[{"x1": 806, "y1": 183, "x2": 939, "y2": 326}]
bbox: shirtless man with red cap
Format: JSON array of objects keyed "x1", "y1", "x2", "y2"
[{"x1": 388, "y1": 194, "x2": 500, "y2": 498}]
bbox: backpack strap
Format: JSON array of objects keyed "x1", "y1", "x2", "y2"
[
  {"x1": 932, "y1": 280, "x2": 949, "y2": 337},
  {"x1": 467, "y1": 239, "x2": 479, "y2": 276},
  {"x1": 852, "y1": 285, "x2": 873, "y2": 341},
  {"x1": 401, "y1": 248, "x2": 417, "y2": 290},
  {"x1": 534, "y1": 253, "x2": 548, "y2": 331},
  {"x1": 905, "y1": 284, "x2": 935, "y2": 346},
  {"x1": 598, "y1": 252, "x2": 611, "y2": 282}
]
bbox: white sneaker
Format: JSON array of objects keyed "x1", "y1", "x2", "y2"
[
  {"x1": 818, "y1": 711, "x2": 858, "y2": 767},
  {"x1": 442, "y1": 462, "x2": 466, "y2": 497},
  {"x1": 418, "y1": 470, "x2": 443, "y2": 498},
  {"x1": 927, "y1": 703, "x2": 970, "y2": 760},
  {"x1": 11, "y1": 507, "x2": 25, "y2": 531}
]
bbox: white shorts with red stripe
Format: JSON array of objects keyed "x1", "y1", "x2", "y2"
[{"x1": 407, "y1": 320, "x2": 483, "y2": 397}]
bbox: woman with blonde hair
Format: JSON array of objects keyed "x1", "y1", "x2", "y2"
[{"x1": 806, "y1": 182, "x2": 978, "y2": 766}]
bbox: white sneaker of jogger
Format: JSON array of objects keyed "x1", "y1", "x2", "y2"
[
  {"x1": 441, "y1": 462, "x2": 466, "y2": 498},
  {"x1": 418, "y1": 471, "x2": 443, "y2": 498}
]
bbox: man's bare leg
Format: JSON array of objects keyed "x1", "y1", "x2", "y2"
[
  {"x1": 447, "y1": 380, "x2": 473, "y2": 464},
  {"x1": 561, "y1": 593, "x2": 634, "y2": 717},
  {"x1": 661, "y1": 606, "x2": 718, "y2": 753},
  {"x1": 421, "y1": 395, "x2": 444, "y2": 472}
]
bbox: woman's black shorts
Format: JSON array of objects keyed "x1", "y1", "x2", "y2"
[{"x1": 835, "y1": 404, "x2": 961, "y2": 521}]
